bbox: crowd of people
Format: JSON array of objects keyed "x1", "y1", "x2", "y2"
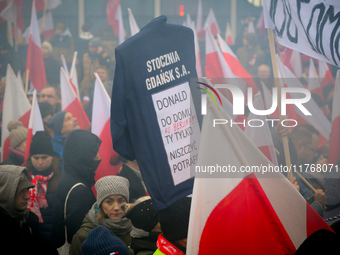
[{"x1": 0, "y1": 14, "x2": 339, "y2": 255}]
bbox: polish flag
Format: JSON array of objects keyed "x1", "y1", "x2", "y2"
[
  {"x1": 128, "y1": 8, "x2": 139, "y2": 36},
  {"x1": 190, "y1": 21, "x2": 202, "y2": 78},
  {"x1": 277, "y1": 55, "x2": 331, "y2": 145},
  {"x1": 0, "y1": 0, "x2": 24, "y2": 31},
  {"x1": 69, "y1": 52, "x2": 80, "y2": 100},
  {"x1": 26, "y1": 1, "x2": 47, "y2": 91},
  {"x1": 1, "y1": 65, "x2": 31, "y2": 161},
  {"x1": 328, "y1": 70, "x2": 340, "y2": 165},
  {"x1": 187, "y1": 97, "x2": 333, "y2": 255},
  {"x1": 203, "y1": 9, "x2": 220, "y2": 37},
  {"x1": 92, "y1": 73, "x2": 121, "y2": 182},
  {"x1": 217, "y1": 33, "x2": 259, "y2": 97},
  {"x1": 107, "y1": 0, "x2": 125, "y2": 44},
  {"x1": 60, "y1": 67, "x2": 90, "y2": 130},
  {"x1": 279, "y1": 48, "x2": 303, "y2": 78},
  {"x1": 35, "y1": 0, "x2": 61, "y2": 12},
  {"x1": 23, "y1": 90, "x2": 44, "y2": 165},
  {"x1": 307, "y1": 59, "x2": 323, "y2": 99},
  {"x1": 23, "y1": 11, "x2": 54, "y2": 42},
  {"x1": 318, "y1": 60, "x2": 334, "y2": 89},
  {"x1": 245, "y1": 92, "x2": 278, "y2": 165},
  {"x1": 224, "y1": 22, "x2": 234, "y2": 45},
  {"x1": 196, "y1": 0, "x2": 203, "y2": 36},
  {"x1": 256, "y1": 10, "x2": 265, "y2": 36}
]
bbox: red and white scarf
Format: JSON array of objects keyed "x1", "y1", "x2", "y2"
[
  {"x1": 156, "y1": 234, "x2": 185, "y2": 255},
  {"x1": 27, "y1": 172, "x2": 53, "y2": 223}
]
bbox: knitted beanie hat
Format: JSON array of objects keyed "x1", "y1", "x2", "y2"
[
  {"x1": 30, "y1": 131, "x2": 55, "y2": 156},
  {"x1": 95, "y1": 176, "x2": 130, "y2": 206},
  {"x1": 81, "y1": 226, "x2": 130, "y2": 255},
  {"x1": 126, "y1": 196, "x2": 159, "y2": 232},
  {"x1": 46, "y1": 111, "x2": 67, "y2": 135},
  {"x1": 7, "y1": 120, "x2": 28, "y2": 149},
  {"x1": 158, "y1": 196, "x2": 192, "y2": 242}
]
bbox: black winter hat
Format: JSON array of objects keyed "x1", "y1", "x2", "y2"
[
  {"x1": 126, "y1": 196, "x2": 159, "y2": 232},
  {"x1": 46, "y1": 111, "x2": 67, "y2": 134},
  {"x1": 30, "y1": 131, "x2": 55, "y2": 156},
  {"x1": 81, "y1": 226, "x2": 130, "y2": 255},
  {"x1": 158, "y1": 196, "x2": 192, "y2": 242}
]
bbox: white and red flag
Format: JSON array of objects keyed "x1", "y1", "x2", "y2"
[
  {"x1": 217, "y1": 33, "x2": 259, "y2": 97},
  {"x1": 277, "y1": 55, "x2": 331, "y2": 145},
  {"x1": 190, "y1": 21, "x2": 202, "y2": 78},
  {"x1": 256, "y1": 10, "x2": 265, "y2": 36},
  {"x1": 128, "y1": 8, "x2": 139, "y2": 36},
  {"x1": 245, "y1": 92, "x2": 278, "y2": 165},
  {"x1": 26, "y1": 1, "x2": 47, "y2": 91},
  {"x1": 307, "y1": 59, "x2": 323, "y2": 99},
  {"x1": 35, "y1": 0, "x2": 61, "y2": 12},
  {"x1": 318, "y1": 60, "x2": 334, "y2": 89},
  {"x1": 1, "y1": 65, "x2": 31, "y2": 161},
  {"x1": 92, "y1": 73, "x2": 121, "y2": 182},
  {"x1": 224, "y1": 22, "x2": 234, "y2": 45},
  {"x1": 107, "y1": 0, "x2": 125, "y2": 44},
  {"x1": 23, "y1": 11, "x2": 54, "y2": 42},
  {"x1": 279, "y1": 48, "x2": 303, "y2": 79},
  {"x1": 0, "y1": 0, "x2": 24, "y2": 32},
  {"x1": 196, "y1": 0, "x2": 203, "y2": 37},
  {"x1": 187, "y1": 97, "x2": 333, "y2": 254},
  {"x1": 69, "y1": 52, "x2": 80, "y2": 100},
  {"x1": 23, "y1": 89, "x2": 44, "y2": 165},
  {"x1": 203, "y1": 8, "x2": 220, "y2": 37},
  {"x1": 328, "y1": 70, "x2": 340, "y2": 165},
  {"x1": 60, "y1": 67, "x2": 90, "y2": 130}
]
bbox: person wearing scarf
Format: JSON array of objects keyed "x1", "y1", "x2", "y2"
[
  {"x1": 0, "y1": 165, "x2": 43, "y2": 254},
  {"x1": 70, "y1": 176, "x2": 133, "y2": 255},
  {"x1": 26, "y1": 131, "x2": 62, "y2": 255}
]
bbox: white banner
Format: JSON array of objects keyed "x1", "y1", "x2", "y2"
[
  {"x1": 263, "y1": 0, "x2": 340, "y2": 67},
  {"x1": 152, "y1": 82, "x2": 200, "y2": 186}
]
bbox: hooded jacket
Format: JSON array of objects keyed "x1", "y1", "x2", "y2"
[
  {"x1": 52, "y1": 130, "x2": 102, "y2": 247},
  {"x1": 0, "y1": 165, "x2": 41, "y2": 254}
]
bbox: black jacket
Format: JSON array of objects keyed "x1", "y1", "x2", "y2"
[
  {"x1": 52, "y1": 130, "x2": 101, "y2": 247},
  {"x1": 0, "y1": 151, "x2": 24, "y2": 166}
]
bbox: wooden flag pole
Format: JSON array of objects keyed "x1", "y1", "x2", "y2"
[
  {"x1": 41, "y1": 0, "x2": 48, "y2": 34},
  {"x1": 267, "y1": 29, "x2": 293, "y2": 180},
  {"x1": 25, "y1": 69, "x2": 30, "y2": 95}
]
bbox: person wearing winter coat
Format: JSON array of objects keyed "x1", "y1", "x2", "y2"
[
  {"x1": 52, "y1": 129, "x2": 102, "y2": 248},
  {"x1": 70, "y1": 176, "x2": 133, "y2": 255},
  {"x1": 25, "y1": 131, "x2": 63, "y2": 255},
  {"x1": 0, "y1": 165, "x2": 42, "y2": 254}
]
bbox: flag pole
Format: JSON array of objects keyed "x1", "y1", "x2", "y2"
[
  {"x1": 25, "y1": 69, "x2": 29, "y2": 95},
  {"x1": 267, "y1": 28, "x2": 293, "y2": 180}
]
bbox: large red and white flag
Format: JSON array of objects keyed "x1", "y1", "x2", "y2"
[
  {"x1": 307, "y1": 59, "x2": 323, "y2": 99},
  {"x1": 328, "y1": 70, "x2": 340, "y2": 165},
  {"x1": 35, "y1": 0, "x2": 61, "y2": 12},
  {"x1": 1, "y1": 65, "x2": 31, "y2": 161},
  {"x1": 263, "y1": 0, "x2": 340, "y2": 67},
  {"x1": 0, "y1": 0, "x2": 24, "y2": 31},
  {"x1": 217, "y1": 33, "x2": 259, "y2": 97},
  {"x1": 107, "y1": 0, "x2": 125, "y2": 44},
  {"x1": 245, "y1": 92, "x2": 278, "y2": 165},
  {"x1": 23, "y1": 90, "x2": 44, "y2": 165},
  {"x1": 60, "y1": 67, "x2": 90, "y2": 130},
  {"x1": 318, "y1": 60, "x2": 334, "y2": 88},
  {"x1": 92, "y1": 73, "x2": 120, "y2": 181},
  {"x1": 277, "y1": 55, "x2": 331, "y2": 145},
  {"x1": 203, "y1": 8, "x2": 220, "y2": 37},
  {"x1": 187, "y1": 97, "x2": 333, "y2": 254},
  {"x1": 190, "y1": 21, "x2": 202, "y2": 78},
  {"x1": 26, "y1": 1, "x2": 46, "y2": 91},
  {"x1": 224, "y1": 22, "x2": 234, "y2": 45},
  {"x1": 23, "y1": 11, "x2": 54, "y2": 42},
  {"x1": 128, "y1": 8, "x2": 139, "y2": 36}
]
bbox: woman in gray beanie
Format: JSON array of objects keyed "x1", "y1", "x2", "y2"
[
  {"x1": 1, "y1": 120, "x2": 28, "y2": 166},
  {"x1": 70, "y1": 176, "x2": 133, "y2": 255}
]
